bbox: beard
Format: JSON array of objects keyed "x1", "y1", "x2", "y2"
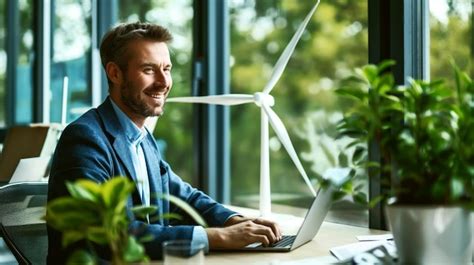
[{"x1": 120, "y1": 79, "x2": 166, "y2": 118}]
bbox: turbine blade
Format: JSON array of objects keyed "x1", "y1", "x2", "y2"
[
  {"x1": 263, "y1": 0, "x2": 321, "y2": 94},
  {"x1": 262, "y1": 104, "x2": 317, "y2": 196},
  {"x1": 166, "y1": 94, "x2": 254, "y2": 106}
]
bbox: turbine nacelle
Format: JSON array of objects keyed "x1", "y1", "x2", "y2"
[{"x1": 253, "y1": 92, "x2": 275, "y2": 107}]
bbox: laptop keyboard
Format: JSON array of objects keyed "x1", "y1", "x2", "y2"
[
  {"x1": 245, "y1": 235, "x2": 296, "y2": 249},
  {"x1": 269, "y1": 235, "x2": 296, "y2": 248}
]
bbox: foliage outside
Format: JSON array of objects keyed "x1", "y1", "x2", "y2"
[
  {"x1": 44, "y1": 177, "x2": 207, "y2": 265},
  {"x1": 336, "y1": 60, "x2": 474, "y2": 206}
]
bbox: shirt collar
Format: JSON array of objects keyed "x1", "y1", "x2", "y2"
[{"x1": 110, "y1": 99, "x2": 146, "y2": 145}]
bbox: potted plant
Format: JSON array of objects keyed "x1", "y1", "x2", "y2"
[
  {"x1": 44, "y1": 177, "x2": 207, "y2": 265},
  {"x1": 335, "y1": 60, "x2": 474, "y2": 263}
]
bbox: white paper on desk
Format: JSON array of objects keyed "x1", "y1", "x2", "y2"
[
  {"x1": 9, "y1": 156, "x2": 51, "y2": 183},
  {"x1": 330, "y1": 241, "x2": 388, "y2": 261},
  {"x1": 356, "y1": 234, "x2": 393, "y2": 241},
  {"x1": 263, "y1": 256, "x2": 339, "y2": 265}
]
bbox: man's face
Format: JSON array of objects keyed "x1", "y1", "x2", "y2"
[{"x1": 114, "y1": 40, "x2": 173, "y2": 123}]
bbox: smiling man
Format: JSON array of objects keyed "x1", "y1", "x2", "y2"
[{"x1": 47, "y1": 22, "x2": 281, "y2": 264}]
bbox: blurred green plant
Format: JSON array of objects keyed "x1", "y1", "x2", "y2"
[
  {"x1": 44, "y1": 177, "x2": 207, "y2": 265},
  {"x1": 336, "y1": 60, "x2": 474, "y2": 206}
]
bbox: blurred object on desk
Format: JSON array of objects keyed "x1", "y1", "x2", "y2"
[{"x1": 0, "y1": 124, "x2": 62, "y2": 183}]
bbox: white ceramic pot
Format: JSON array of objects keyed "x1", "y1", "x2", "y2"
[{"x1": 385, "y1": 204, "x2": 472, "y2": 264}]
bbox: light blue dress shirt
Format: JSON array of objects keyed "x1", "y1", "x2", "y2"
[{"x1": 109, "y1": 100, "x2": 210, "y2": 251}]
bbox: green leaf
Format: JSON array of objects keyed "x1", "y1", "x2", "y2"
[
  {"x1": 62, "y1": 231, "x2": 85, "y2": 247},
  {"x1": 158, "y1": 194, "x2": 208, "y2": 227},
  {"x1": 124, "y1": 236, "x2": 147, "y2": 262},
  {"x1": 148, "y1": 212, "x2": 182, "y2": 224},
  {"x1": 101, "y1": 177, "x2": 134, "y2": 209},
  {"x1": 76, "y1": 180, "x2": 101, "y2": 197},
  {"x1": 331, "y1": 190, "x2": 347, "y2": 202},
  {"x1": 47, "y1": 212, "x2": 100, "y2": 231},
  {"x1": 352, "y1": 146, "x2": 366, "y2": 163},
  {"x1": 66, "y1": 250, "x2": 96, "y2": 265},
  {"x1": 362, "y1": 65, "x2": 378, "y2": 83},
  {"x1": 377, "y1": 60, "x2": 396, "y2": 74},
  {"x1": 336, "y1": 87, "x2": 366, "y2": 101},
  {"x1": 159, "y1": 213, "x2": 182, "y2": 221},
  {"x1": 66, "y1": 181, "x2": 99, "y2": 202},
  {"x1": 359, "y1": 161, "x2": 380, "y2": 169},
  {"x1": 354, "y1": 183, "x2": 365, "y2": 192},
  {"x1": 345, "y1": 140, "x2": 363, "y2": 150},
  {"x1": 341, "y1": 180, "x2": 352, "y2": 193},
  {"x1": 131, "y1": 205, "x2": 158, "y2": 219},
  {"x1": 368, "y1": 195, "x2": 384, "y2": 208},
  {"x1": 380, "y1": 94, "x2": 400, "y2": 103},
  {"x1": 352, "y1": 192, "x2": 368, "y2": 205},
  {"x1": 86, "y1": 227, "x2": 108, "y2": 245},
  {"x1": 338, "y1": 152, "x2": 349, "y2": 167},
  {"x1": 45, "y1": 198, "x2": 100, "y2": 229}
]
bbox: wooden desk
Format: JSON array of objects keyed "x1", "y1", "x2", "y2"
[
  {"x1": 156, "y1": 206, "x2": 388, "y2": 264},
  {"x1": 206, "y1": 222, "x2": 386, "y2": 264}
]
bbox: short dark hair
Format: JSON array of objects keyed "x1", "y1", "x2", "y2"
[{"x1": 99, "y1": 22, "x2": 173, "y2": 85}]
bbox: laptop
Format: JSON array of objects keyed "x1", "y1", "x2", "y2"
[{"x1": 240, "y1": 186, "x2": 335, "y2": 252}]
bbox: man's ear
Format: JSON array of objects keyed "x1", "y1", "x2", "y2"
[{"x1": 105, "y1": 62, "x2": 123, "y2": 86}]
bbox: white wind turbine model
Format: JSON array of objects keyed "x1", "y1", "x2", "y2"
[{"x1": 167, "y1": 1, "x2": 320, "y2": 217}]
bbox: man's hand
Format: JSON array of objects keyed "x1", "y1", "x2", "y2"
[
  {"x1": 206, "y1": 217, "x2": 282, "y2": 249},
  {"x1": 225, "y1": 216, "x2": 282, "y2": 240}
]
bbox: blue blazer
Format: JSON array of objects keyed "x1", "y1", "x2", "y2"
[{"x1": 47, "y1": 97, "x2": 236, "y2": 263}]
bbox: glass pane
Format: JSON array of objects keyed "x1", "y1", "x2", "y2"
[
  {"x1": 16, "y1": 0, "x2": 35, "y2": 124},
  {"x1": 118, "y1": 0, "x2": 194, "y2": 184},
  {"x1": 430, "y1": 0, "x2": 472, "y2": 81},
  {"x1": 51, "y1": 0, "x2": 92, "y2": 123},
  {"x1": 230, "y1": 0, "x2": 368, "y2": 226},
  {"x1": 0, "y1": 0, "x2": 6, "y2": 126}
]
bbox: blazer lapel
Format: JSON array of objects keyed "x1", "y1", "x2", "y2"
[{"x1": 97, "y1": 98, "x2": 143, "y2": 206}]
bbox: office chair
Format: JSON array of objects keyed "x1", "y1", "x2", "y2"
[
  {"x1": 0, "y1": 182, "x2": 48, "y2": 265},
  {"x1": 0, "y1": 223, "x2": 30, "y2": 264}
]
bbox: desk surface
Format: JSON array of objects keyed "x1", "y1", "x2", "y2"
[{"x1": 156, "y1": 205, "x2": 387, "y2": 264}]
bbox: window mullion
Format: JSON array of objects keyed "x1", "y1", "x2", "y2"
[{"x1": 192, "y1": 0, "x2": 230, "y2": 203}]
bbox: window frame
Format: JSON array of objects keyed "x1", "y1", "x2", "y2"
[{"x1": 193, "y1": 0, "x2": 231, "y2": 203}]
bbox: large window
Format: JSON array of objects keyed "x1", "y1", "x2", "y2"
[
  {"x1": 0, "y1": 1, "x2": 440, "y2": 228},
  {"x1": 51, "y1": 0, "x2": 92, "y2": 123},
  {"x1": 430, "y1": 0, "x2": 472, "y2": 81},
  {"x1": 118, "y1": 0, "x2": 195, "y2": 184},
  {"x1": 229, "y1": 0, "x2": 369, "y2": 225}
]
